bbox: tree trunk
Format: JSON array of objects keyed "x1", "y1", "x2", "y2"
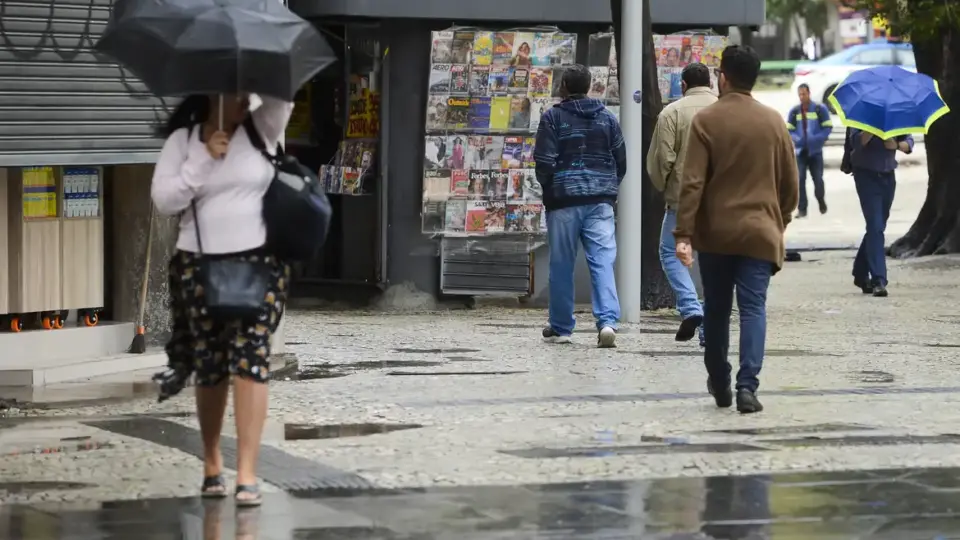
[
  {"x1": 611, "y1": 0, "x2": 674, "y2": 309},
  {"x1": 888, "y1": 27, "x2": 960, "y2": 257}
]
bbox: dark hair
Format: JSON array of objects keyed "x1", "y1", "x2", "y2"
[
  {"x1": 561, "y1": 64, "x2": 592, "y2": 96},
  {"x1": 157, "y1": 95, "x2": 210, "y2": 138},
  {"x1": 719, "y1": 45, "x2": 761, "y2": 91},
  {"x1": 797, "y1": 83, "x2": 810, "y2": 92},
  {"x1": 681, "y1": 63, "x2": 711, "y2": 89}
]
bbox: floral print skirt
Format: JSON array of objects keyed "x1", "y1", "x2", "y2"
[{"x1": 165, "y1": 250, "x2": 289, "y2": 386}]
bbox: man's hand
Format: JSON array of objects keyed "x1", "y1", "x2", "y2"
[
  {"x1": 898, "y1": 140, "x2": 912, "y2": 154},
  {"x1": 676, "y1": 239, "x2": 694, "y2": 268},
  {"x1": 859, "y1": 131, "x2": 873, "y2": 146},
  {"x1": 882, "y1": 138, "x2": 898, "y2": 150}
]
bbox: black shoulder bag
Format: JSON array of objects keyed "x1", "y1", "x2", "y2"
[{"x1": 243, "y1": 117, "x2": 333, "y2": 262}]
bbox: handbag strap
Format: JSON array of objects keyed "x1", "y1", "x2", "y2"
[
  {"x1": 190, "y1": 200, "x2": 204, "y2": 256},
  {"x1": 243, "y1": 116, "x2": 283, "y2": 162}
]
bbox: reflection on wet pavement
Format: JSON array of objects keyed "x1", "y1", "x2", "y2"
[
  {"x1": 283, "y1": 423, "x2": 422, "y2": 441},
  {"x1": 5, "y1": 466, "x2": 960, "y2": 538}
]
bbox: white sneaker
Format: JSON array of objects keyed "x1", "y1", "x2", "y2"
[
  {"x1": 597, "y1": 327, "x2": 617, "y2": 348},
  {"x1": 542, "y1": 327, "x2": 572, "y2": 344}
]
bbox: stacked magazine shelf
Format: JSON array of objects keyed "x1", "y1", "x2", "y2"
[
  {"x1": 653, "y1": 32, "x2": 727, "y2": 103},
  {"x1": 420, "y1": 27, "x2": 579, "y2": 239},
  {"x1": 586, "y1": 32, "x2": 621, "y2": 120}
]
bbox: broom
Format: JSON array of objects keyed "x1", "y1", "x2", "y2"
[{"x1": 129, "y1": 203, "x2": 154, "y2": 354}]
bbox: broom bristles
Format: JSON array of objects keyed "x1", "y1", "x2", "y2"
[{"x1": 128, "y1": 326, "x2": 146, "y2": 354}]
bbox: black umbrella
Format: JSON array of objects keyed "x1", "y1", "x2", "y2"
[{"x1": 95, "y1": 0, "x2": 337, "y2": 101}]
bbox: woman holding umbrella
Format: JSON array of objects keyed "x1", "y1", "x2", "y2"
[{"x1": 830, "y1": 65, "x2": 949, "y2": 297}]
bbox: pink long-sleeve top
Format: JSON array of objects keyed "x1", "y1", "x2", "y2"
[{"x1": 150, "y1": 96, "x2": 293, "y2": 254}]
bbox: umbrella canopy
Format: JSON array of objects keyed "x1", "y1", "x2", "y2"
[
  {"x1": 95, "y1": 0, "x2": 337, "y2": 101},
  {"x1": 828, "y1": 65, "x2": 949, "y2": 139}
]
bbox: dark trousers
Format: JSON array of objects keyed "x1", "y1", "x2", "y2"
[
  {"x1": 699, "y1": 253, "x2": 773, "y2": 393},
  {"x1": 852, "y1": 168, "x2": 896, "y2": 286},
  {"x1": 797, "y1": 151, "x2": 825, "y2": 213}
]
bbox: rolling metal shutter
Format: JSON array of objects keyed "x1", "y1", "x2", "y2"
[{"x1": 0, "y1": 0, "x2": 168, "y2": 167}]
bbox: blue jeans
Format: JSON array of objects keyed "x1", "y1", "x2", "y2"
[
  {"x1": 547, "y1": 204, "x2": 621, "y2": 335},
  {"x1": 852, "y1": 169, "x2": 896, "y2": 287},
  {"x1": 797, "y1": 151, "x2": 825, "y2": 213},
  {"x1": 659, "y1": 209, "x2": 703, "y2": 321},
  {"x1": 699, "y1": 253, "x2": 773, "y2": 393}
]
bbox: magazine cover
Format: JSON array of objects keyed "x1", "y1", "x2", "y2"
[
  {"x1": 423, "y1": 168, "x2": 452, "y2": 200},
  {"x1": 502, "y1": 136, "x2": 523, "y2": 168},
  {"x1": 589, "y1": 67, "x2": 609, "y2": 99},
  {"x1": 341, "y1": 167, "x2": 361, "y2": 194},
  {"x1": 466, "y1": 135, "x2": 491, "y2": 169},
  {"x1": 552, "y1": 34, "x2": 577, "y2": 65},
  {"x1": 486, "y1": 199, "x2": 507, "y2": 233},
  {"x1": 511, "y1": 32, "x2": 535, "y2": 67},
  {"x1": 429, "y1": 63, "x2": 452, "y2": 94},
  {"x1": 522, "y1": 137, "x2": 536, "y2": 168},
  {"x1": 607, "y1": 66, "x2": 620, "y2": 103},
  {"x1": 528, "y1": 67, "x2": 553, "y2": 97},
  {"x1": 452, "y1": 30, "x2": 475, "y2": 64},
  {"x1": 472, "y1": 31, "x2": 494, "y2": 65},
  {"x1": 431, "y1": 31, "x2": 453, "y2": 63},
  {"x1": 506, "y1": 202, "x2": 543, "y2": 232},
  {"x1": 507, "y1": 67, "x2": 530, "y2": 95},
  {"x1": 450, "y1": 64, "x2": 470, "y2": 94},
  {"x1": 468, "y1": 170, "x2": 489, "y2": 198},
  {"x1": 522, "y1": 169, "x2": 542, "y2": 201},
  {"x1": 509, "y1": 97, "x2": 532, "y2": 130},
  {"x1": 488, "y1": 66, "x2": 510, "y2": 95},
  {"x1": 447, "y1": 136, "x2": 467, "y2": 169},
  {"x1": 451, "y1": 169, "x2": 469, "y2": 195},
  {"x1": 468, "y1": 97, "x2": 492, "y2": 129},
  {"x1": 529, "y1": 97, "x2": 553, "y2": 131},
  {"x1": 508, "y1": 169, "x2": 525, "y2": 200},
  {"x1": 422, "y1": 200, "x2": 447, "y2": 233},
  {"x1": 656, "y1": 67, "x2": 672, "y2": 100},
  {"x1": 551, "y1": 67, "x2": 565, "y2": 97},
  {"x1": 489, "y1": 96, "x2": 512, "y2": 130},
  {"x1": 469, "y1": 65, "x2": 491, "y2": 96},
  {"x1": 484, "y1": 136, "x2": 505, "y2": 169},
  {"x1": 702, "y1": 36, "x2": 726, "y2": 68},
  {"x1": 488, "y1": 169, "x2": 510, "y2": 198},
  {"x1": 319, "y1": 165, "x2": 333, "y2": 193},
  {"x1": 683, "y1": 35, "x2": 705, "y2": 65},
  {"x1": 424, "y1": 136, "x2": 450, "y2": 169},
  {"x1": 493, "y1": 32, "x2": 515, "y2": 64},
  {"x1": 445, "y1": 96, "x2": 470, "y2": 129},
  {"x1": 608, "y1": 35, "x2": 618, "y2": 68},
  {"x1": 532, "y1": 32, "x2": 555, "y2": 66},
  {"x1": 465, "y1": 200, "x2": 488, "y2": 232},
  {"x1": 444, "y1": 199, "x2": 467, "y2": 232},
  {"x1": 658, "y1": 36, "x2": 683, "y2": 67},
  {"x1": 425, "y1": 96, "x2": 447, "y2": 131},
  {"x1": 661, "y1": 67, "x2": 683, "y2": 100}
]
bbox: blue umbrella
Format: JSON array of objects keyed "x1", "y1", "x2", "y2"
[{"x1": 828, "y1": 65, "x2": 949, "y2": 139}]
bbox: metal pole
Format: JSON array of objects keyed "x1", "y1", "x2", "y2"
[{"x1": 616, "y1": 0, "x2": 643, "y2": 322}]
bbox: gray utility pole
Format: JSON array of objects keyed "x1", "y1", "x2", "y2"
[{"x1": 615, "y1": 0, "x2": 643, "y2": 323}]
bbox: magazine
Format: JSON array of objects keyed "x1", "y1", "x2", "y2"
[
  {"x1": 702, "y1": 36, "x2": 725, "y2": 68},
  {"x1": 506, "y1": 202, "x2": 543, "y2": 232},
  {"x1": 467, "y1": 170, "x2": 489, "y2": 198},
  {"x1": 452, "y1": 31, "x2": 475, "y2": 64},
  {"x1": 484, "y1": 136, "x2": 505, "y2": 169},
  {"x1": 466, "y1": 135, "x2": 491, "y2": 169},
  {"x1": 658, "y1": 35, "x2": 683, "y2": 67},
  {"x1": 529, "y1": 97, "x2": 557, "y2": 131},
  {"x1": 423, "y1": 168, "x2": 452, "y2": 200},
  {"x1": 472, "y1": 31, "x2": 494, "y2": 65},
  {"x1": 528, "y1": 68, "x2": 552, "y2": 98},
  {"x1": 424, "y1": 136, "x2": 450, "y2": 169},
  {"x1": 431, "y1": 31, "x2": 453, "y2": 63},
  {"x1": 521, "y1": 169, "x2": 542, "y2": 201},
  {"x1": 589, "y1": 67, "x2": 609, "y2": 99},
  {"x1": 502, "y1": 136, "x2": 523, "y2": 168},
  {"x1": 683, "y1": 35, "x2": 705, "y2": 66},
  {"x1": 446, "y1": 135, "x2": 468, "y2": 169},
  {"x1": 552, "y1": 34, "x2": 577, "y2": 65},
  {"x1": 507, "y1": 67, "x2": 530, "y2": 95},
  {"x1": 465, "y1": 200, "x2": 488, "y2": 232},
  {"x1": 508, "y1": 169, "x2": 525, "y2": 200},
  {"x1": 468, "y1": 97, "x2": 492, "y2": 129},
  {"x1": 444, "y1": 199, "x2": 467, "y2": 232},
  {"x1": 509, "y1": 97, "x2": 532, "y2": 130},
  {"x1": 451, "y1": 169, "x2": 469, "y2": 195},
  {"x1": 485, "y1": 199, "x2": 507, "y2": 233},
  {"x1": 532, "y1": 32, "x2": 555, "y2": 66},
  {"x1": 657, "y1": 66, "x2": 683, "y2": 101},
  {"x1": 488, "y1": 66, "x2": 510, "y2": 95},
  {"x1": 488, "y1": 169, "x2": 510, "y2": 198},
  {"x1": 489, "y1": 96, "x2": 512, "y2": 130},
  {"x1": 450, "y1": 64, "x2": 470, "y2": 94},
  {"x1": 522, "y1": 137, "x2": 536, "y2": 168},
  {"x1": 425, "y1": 96, "x2": 447, "y2": 131},
  {"x1": 608, "y1": 35, "x2": 618, "y2": 68},
  {"x1": 551, "y1": 67, "x2": 565, "y2": 97},
  {"x1": 422, "y1": 200, "x2": 447, "y2": 233},
  {"x1": 445, "y1": 96, "x2": 470, "y2": 129},
  {"x1": 511, "y1": 33, "x2": 535, "y2": 67},
  {"x1": 469, "y1": 65, "x2": 491, "y2": 96},
  {"x1": 493, "y1": 32, "x2": 515, "y2": 64},
  {"x1": 429, "y1": 64, "x2": 452, "y2": 94},
  {"x1": 607, "y1": 67, "x2": 620, "y2": 103},
  {"x1": 341, "y1": 167, "x2": 361, "y2": 194}
]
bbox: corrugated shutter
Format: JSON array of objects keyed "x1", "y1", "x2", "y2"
[
  {"x1": 440, "y1": 238, "x2": 533, "y2": 296},
  {"x1": 0, "y1": 0, "x2": 169, "y2": 167}
]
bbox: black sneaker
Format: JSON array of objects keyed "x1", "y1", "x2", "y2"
[
  {"x1": 818, "y1": 199, "x2": 828, "y2": 215},
  {"x1": 707, "y1": 378, "x2": 733, "y2": 408},
  {"x1": 872, "y1": 284, "x2": 889, "y2": 297},
  {"x1": 597, "y1": 327, "x2": 617, "y2": 348},
  {"x1": 736, "y1": 389, "x2": 764, "y2": 414},
  {"x1": 542, "y1": 327, "x2": 572, "y2": 344},
  {"x1": 795, "y1": 210, "x2": 808, "y2": 219},
  {"x1": 675, "y1": 315, "x2": 703, "y2": 342},
  {"x1": 853, "y1": 278, "x2": 872, "y2": 294}
]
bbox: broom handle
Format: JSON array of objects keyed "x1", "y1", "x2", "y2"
[{"x1": 138, "y1": 204, "x2": 154, "y2": 326}]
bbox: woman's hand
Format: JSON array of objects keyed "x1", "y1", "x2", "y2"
[
  {"x1": 206, "y1": 130, "x2": 230, "y2": 159},
  {"x1": 882, "y1": 138, "x2": 898, "y2": 150},
  {"x1": 898, "y1": 140, "x2": 912, "y2": 154}
]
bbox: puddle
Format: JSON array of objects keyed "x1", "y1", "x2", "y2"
[
  {"x1": 292, "y1": 369, "x2": 350, "y2": 380},
  {"x1": 503, "y1": 442, "x2": 770, "y2": 458},
  {"x1": 393, "y1": 348, "x2": 480, "y2": 354},
  {"x1": 618, "y1": 350, "x2": 701, "y2": 357},
  {"x1": 387, "y1": 370, "x2": 528, "y2": 376},
  {"x1": 291, "y1": 360, "x2": 445, "y2": 381},
  {"x1": 0, "y1": 481, "x2": 92, "y2": 493},
  {"x1": 766, "y1": 434, "x2": 960, "y2": 448},
  {"x1": 856, "y1": 370, "x2": 895, "y2": 384},
  {"x1": 926, "y1": 343, "x2": 960, "y2": 348},
  {"x1": 445, "y1": 356, "x2": 492, "y2": 362},
  {"x1": 710, "y1": 423, "x2": 874, "y2": 436},
  {"x1": 285, "y1": 341, "x2": 308, "y2": 346},
  {"x1": 284, "y1": 423, "x2": 422, "y2": 441}
]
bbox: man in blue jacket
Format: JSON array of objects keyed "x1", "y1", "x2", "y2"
[
  {"x1": 534, "y1": 64, "x2": 627, "y2": 348},
  {"x1": 787, "y1": 84, "x2": 833, "y2": 218}
]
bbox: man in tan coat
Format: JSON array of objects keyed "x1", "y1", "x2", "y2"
[
  {"x1": 648, "y1": 63, "x2": 717, "y2": 344},
  {"x1": 674, "y1": 45, "x2": 799, "y2": 414}
]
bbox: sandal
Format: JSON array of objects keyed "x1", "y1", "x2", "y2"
[
  {"x1": 201, "y1": 475, "x2": 228, "y2": 498},
  {"x1": 235, "y1": 484, "x2": 262, "y2": 507}
]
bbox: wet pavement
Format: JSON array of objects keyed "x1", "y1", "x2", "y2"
[{"x1": 4, "y1": 466, "x2": 960, "y2": 538}]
